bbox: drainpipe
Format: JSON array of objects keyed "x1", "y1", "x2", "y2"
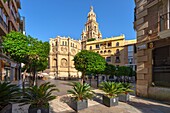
[{"x1": 167, "y1": 0, "x2": 170, "y2": 29}]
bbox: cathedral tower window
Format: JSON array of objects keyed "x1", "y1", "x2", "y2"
[{"x1": 116, "y1": 42, "x2": 119, "y2": 47}]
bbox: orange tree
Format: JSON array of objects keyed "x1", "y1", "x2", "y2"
[{"x1": 73, "y1": 50, "x2": 106, "y2": 84}]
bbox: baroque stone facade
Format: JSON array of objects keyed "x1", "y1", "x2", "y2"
[
  {"x1": 134, "y1": 0, "x2": 170, "y2": 101},
  {"x1": 49, "y1": 36, "x2": 81, "y2": 79},
  {"x1": 81, "y1": 6, "x2": 102, "y2": 50}
]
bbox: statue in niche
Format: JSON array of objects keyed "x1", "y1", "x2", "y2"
[{"x1": 61, "y1": 58, "x2": 67, "y2": 67}]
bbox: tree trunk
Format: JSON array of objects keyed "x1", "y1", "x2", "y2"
[
  {"x1": 22, "y1": 69, "x2": 27, "y2": 94},
  {"x1": 81, "y1": 72, "x2": 85, "y2": 85},
  {"x1": 32, "y1": 66, "x2": 36, "y2": 86},
  {"x1": 97, "y1": 74, "x2": 99, "y2": 88}
]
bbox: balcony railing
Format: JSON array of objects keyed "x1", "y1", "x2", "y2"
[
  {"x1": 159, "y1": 12, "x2": 170, "y2": 31},
  {"x1": 0, "y1": 16, "x2": 8, "y2": 32}
]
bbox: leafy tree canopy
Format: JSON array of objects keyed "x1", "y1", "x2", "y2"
[
  {"x1": 2, "y1": 31, "x2": 50, "y2": 72},
  {"x1": 104, "y1": 64, "x2": 116, "y2": 76},
  {"x1": 116, "y1": 66, "x2": 131, "y2": 77},
  {"x1": 73, "y1": 50, "x2": 106, "y2": 82}
]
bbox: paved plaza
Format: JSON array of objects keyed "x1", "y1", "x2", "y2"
[{"x1": 12, "y1": 79, "x2": 170, "y2": 113}]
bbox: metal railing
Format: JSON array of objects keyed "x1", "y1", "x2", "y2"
[{"x1": 159, "y1": 12, "x2": 170, "y2": 31}]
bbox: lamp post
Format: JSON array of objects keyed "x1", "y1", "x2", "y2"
[{"x1": 54, "y1": 58, "x2": 58, "y2": 80}]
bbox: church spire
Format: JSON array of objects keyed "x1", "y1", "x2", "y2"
[{"x1": 90, "y1": 6, "x2": 93, "y2": 11}]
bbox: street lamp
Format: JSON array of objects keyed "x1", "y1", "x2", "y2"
[{"x1": 54, "y1": 58, "x2": 58, "y2": 80}]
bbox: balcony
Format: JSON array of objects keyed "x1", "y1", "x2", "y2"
[
  {"x1": 158, "y1": 12, "x2": 170, "y2": 39},
  {"x1": 15, "y1": 0, "x2": 21, "y2": 9}
]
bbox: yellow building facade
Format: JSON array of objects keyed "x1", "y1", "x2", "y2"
[{"x1": 86, "y1": 36, "x2": 136, "y2": 67}]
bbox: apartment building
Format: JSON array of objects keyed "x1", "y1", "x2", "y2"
[
  {"x1": 0, "y1": 0, "x2": 25, "y2": 81},
  {"x1": 49, "y1": 36, "x2": 81, "y2": 79},
  {"x1": 134, "y1": 0, "x2": 170, "y2": 101},
  {"x1": 86, "y1": 36, "x2": 136, "y2": 67}
]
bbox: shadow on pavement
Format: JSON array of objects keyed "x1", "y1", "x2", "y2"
[{"x1": 127, "y1": 98, "x2": 170, "y2": 113}]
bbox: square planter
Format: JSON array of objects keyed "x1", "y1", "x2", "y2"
[
  {"x1": 69, "y1": 100, "x2": 88, "y2": 111},
  {"x1": 0, "y1": 104, "x2": 12, "y2": 113},
  {"x1": 103, "y1": 95, "x2": 118, "y2": 107},
  {"x1": 118, "y1": 93, "x2": 130, "y2": 102},
  {"x1": 28, "y1": 105, "x2": 49, "y2": 113}
]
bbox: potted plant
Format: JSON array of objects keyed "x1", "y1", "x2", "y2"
[
  {"x1": 67, "y1": 82, "x2": 94, "y2": 112},
  {"x1": 20, "y1": 82, "x2": 59, "y2": 113},
  {"x1": 118, "y1": 83, "x2": 134, "y2": 102},
  {"x1": 99, "y1": 82, "x2": 123, "y2": 107},
  {"x1": 0, "y1": 82, "x2": 20, "y2": 113}
]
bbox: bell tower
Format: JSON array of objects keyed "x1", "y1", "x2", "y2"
[{"x1": 81, "y1": 6, "x2": 102, "y2": 50}]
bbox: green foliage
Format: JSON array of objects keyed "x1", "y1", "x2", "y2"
[
  {"x1": 121, "y1": 83, "x2": 134, "y2": 94},
  {"x1": 99, "y1": 82, "x2": 123, "y2": 98},
  {"x1": 67, "y1": 82, "x2": 94, "y2": 101},
  {"x1": 104, "y1": 64, "x2": 116, "y2": 76},
  {"x1": 87, "y1": 38, "x2": 96, "y2": 42},
  {"x1": 2, "y1": 31, "x2": 29, "y2": 63},
  {"x1": 73, "y1": 50, "x2": 106, "y2": 80},
  {"x1": 2, "y1": 31, "x2": 50, "y2": 72},
  {"x1": 20, "y1": 82, "x2": 59, "y2": 108},
  {"x1": 0, "y1": 82, "x2": 20, "y2": 110},
  {"x1": 116, "y1": 66, "x2": 131, "y2": 77}
]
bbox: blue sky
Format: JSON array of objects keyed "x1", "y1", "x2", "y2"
[{"x1": 20, "y1": 0, "x2": 136, "y2": 42}]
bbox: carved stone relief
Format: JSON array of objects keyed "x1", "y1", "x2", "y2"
[{"x1": 61, "y1": 58, "x2": 67, "y2": 67}]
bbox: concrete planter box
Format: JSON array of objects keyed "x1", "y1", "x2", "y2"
[
  {"x1": 118, "y1": 93, "x2": 130, "y2": 102},
  {"x1": 69, "y1": 100, "x2": 88, "y2": 111},
  {"x1": 28, "y1": 105, "x2": 49, "y2": 113},
  {"x1": 0, "y1": 104, "x2": 12, "y2": 113},
  {"x1": 103, "y1": 95, "x2": 118, "y2": 107}
]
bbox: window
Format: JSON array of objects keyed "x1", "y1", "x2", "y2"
[
  {"x1": 153, "y1": 45, "x2": 170, "y2": 87},
  {"x1": 62, "y1": 41, "x2": 64, "y2": 46},
  {"x1": 94, "y1": 26, "x2": 96, "y2": 31},
  {"x1": 90, "y1": 46, "x2": 92, "y2": 50},
  {"x1": 116, "y1": 42, "x2": 119, "y2": 47},
  {"x1": 104, "y1": 50, "x2": 106, "y2": 53},
  {"x1": 97, "y1": 51, "x2": 99, "y2": 53},
  {"x1": 108, "y1": 42, "x2": 112, "y2": 47},
  {"x1": 106, "y1": 57, "x2": 111, "y2": 62},
  {"x1": 73, "y1": 43, "x2": 74, "y2": 47},
  {"x1": 56, "y1": 42, "x2": 57, "y2": 46},
  {"x1": 115, "y1": 57, "x2": 120, "y2": 63},
  {"x1": 116, "y1": 49, "x2": 120, "y2": 54},
  {"x1": 3, "y1": 13, "x2": 7, "y2": 24},
  {"x1": 96, "y1": 44, "x2": 99, "y2": 49},
  {"x1": 71, "y1": 43, "x2": 73, "y2": 47},
  {"x1": 65, "y1": 41, "x2": 67, "y2": 46},
  {"x1": 100, "y1": 51, "x2": 103, "y2": 54},
  {"x1": 108, "y1": 50, "x2": 111, "y2": 53},
  {"x1": 128, "y1": 45, "x2": 134, "y2": 52}
]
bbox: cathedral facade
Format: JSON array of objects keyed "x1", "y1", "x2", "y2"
[{"x1": 49, "y1": 36, "x2": 81, "y2": 79}]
